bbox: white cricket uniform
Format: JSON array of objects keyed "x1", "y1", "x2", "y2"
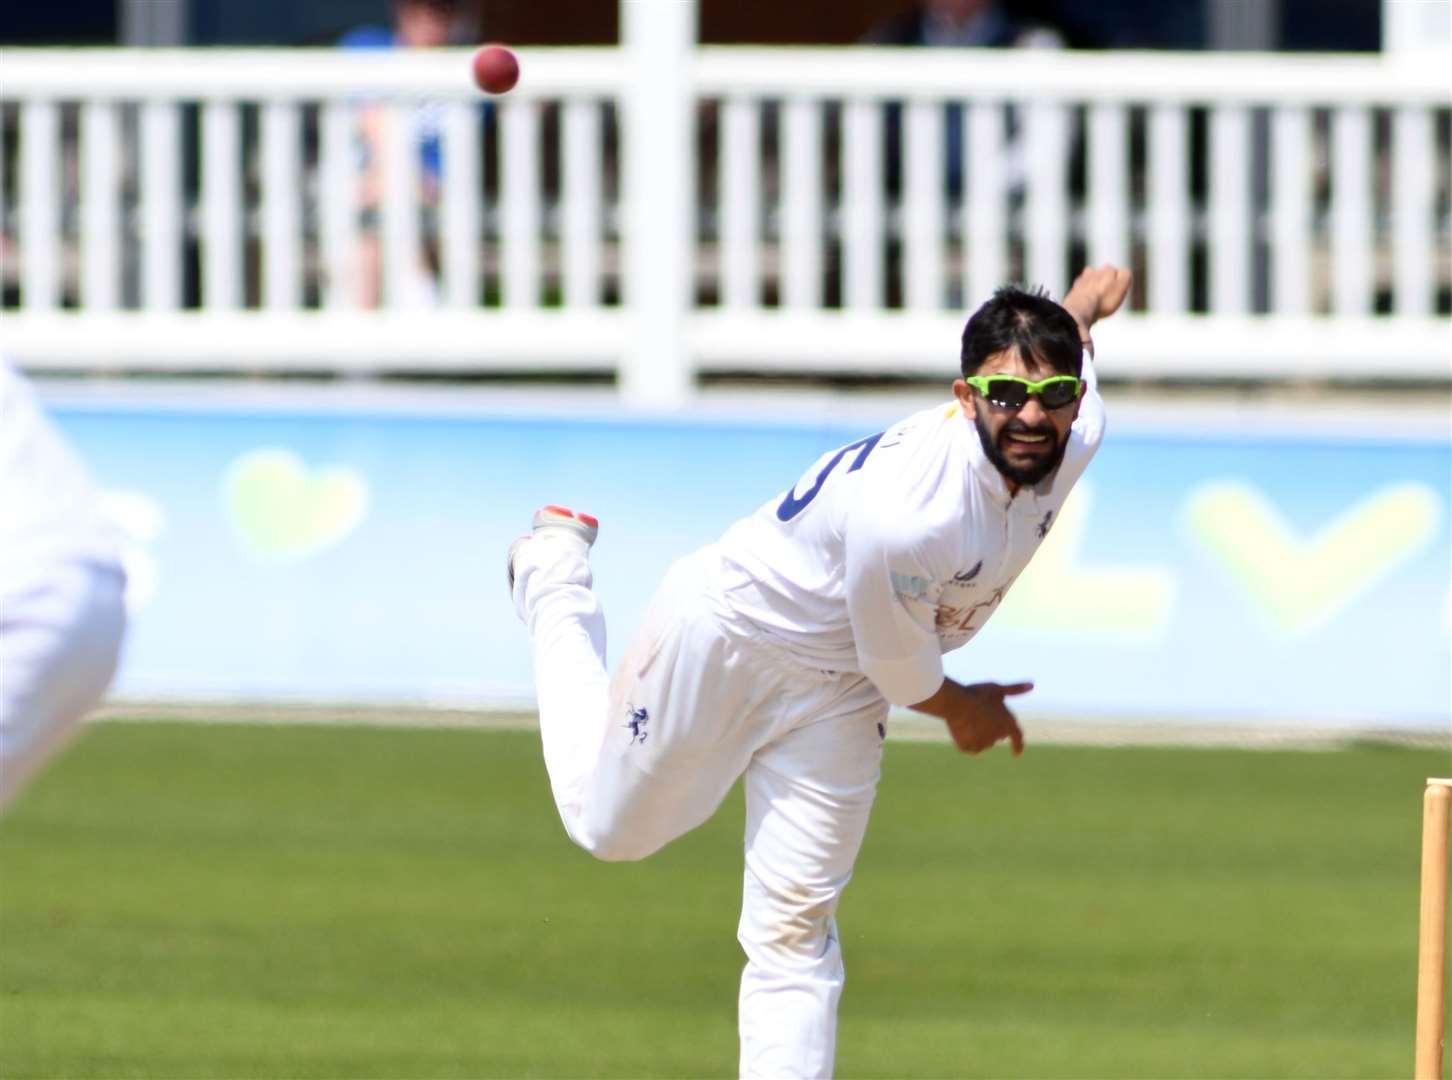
[
  {"x1": 510, "y1": 360, "x2": 1103, "y2": 1078},
  {"x1": 0, "y1": 359, "x2": 127, "y2": 809}
]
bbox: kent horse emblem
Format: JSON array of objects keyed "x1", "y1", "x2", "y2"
[{"x1": 625, "y1": 705, "x2": 649, "y2": 745}]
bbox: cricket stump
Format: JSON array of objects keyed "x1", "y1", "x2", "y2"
[{"x1": 1416, "y1": 778, "x2": 1452, "y2": 1079}]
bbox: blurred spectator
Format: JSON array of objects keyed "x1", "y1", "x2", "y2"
[
  {"x1": 339, "y1": 0, "x2": 475, "y2": 307},
  {"x1": 863, "y1": 0, "x2": 1064, "y2": 49},
  {"x1": 0, "y1": 358, "x2": 126, "y2": 810},
  {"x1": 861, "y1": 0, "x2": 1070, "y2": 302},
  {"x1": 862, "y1": 0, "x2": 1067, "y2": 207}
]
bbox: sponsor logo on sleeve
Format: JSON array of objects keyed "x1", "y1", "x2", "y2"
[
  {"x1": 935, "y1": 585, "x2": 1009, "y2": 637},
  {"x1": 951, "y1": 561, "x2": 983, "y2": 585},
  {"x1": 889, "y1": 570, "x2": 935, "y2": 603}
]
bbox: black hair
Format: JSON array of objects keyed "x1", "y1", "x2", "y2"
[{"x1": 959, "y1": 285, "x2": 1083, "y2": 378}]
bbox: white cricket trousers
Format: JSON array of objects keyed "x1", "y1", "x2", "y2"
[
  {"x1": 511, "y1": 536, "x2": 887, "y2": 1080},
  {"x1": 0, "y1": 558, "x2": 126, "y2": 810}
]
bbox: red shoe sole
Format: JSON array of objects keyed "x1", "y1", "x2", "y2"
[{"x1": 540, "y1": 504, "x2": 599, "y2": 529}]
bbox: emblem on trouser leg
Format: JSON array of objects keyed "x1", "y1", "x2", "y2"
[{"x1": 625, "y1": 705, "x2": 649, "y2": 745}]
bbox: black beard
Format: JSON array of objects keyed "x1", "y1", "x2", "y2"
[{"x1": 974, "y1": 410, "x2": 1067, "y2": 487}]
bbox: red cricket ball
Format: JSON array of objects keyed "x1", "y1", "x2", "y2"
[{"x1": 472, "y1": 45, "x2": 519, "y2": 95}]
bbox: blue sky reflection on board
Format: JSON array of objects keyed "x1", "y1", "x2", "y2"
[{"x1": 53, "y1": 400, "x2": 1450, "y2": 729}]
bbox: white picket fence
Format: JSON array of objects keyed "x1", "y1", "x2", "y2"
[{"x1": 1, "y1": 45, "x2": 1448, "y2": 403}]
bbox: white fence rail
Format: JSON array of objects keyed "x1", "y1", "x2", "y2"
[{"x1": 1, "y1": 46, "x2": 1448, "y2": 400}]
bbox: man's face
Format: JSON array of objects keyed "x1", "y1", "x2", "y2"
[
  {"x1": 395, "y1": 0, "x2": 453, "y2": 47},
  {"x1": 954, "y1": 347, "x2": 1082, "y2": 489},
  {"x1": 928, "y1": 0, "x2": 992, "y2": 24}
]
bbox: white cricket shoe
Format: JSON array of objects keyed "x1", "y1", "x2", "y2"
[{"x1": 506, "y1": 504, "x2": 600, "y2": 592}]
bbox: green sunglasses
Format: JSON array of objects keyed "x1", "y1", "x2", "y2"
[{"x1": 963, "y1": 374, "x2": 1085, "y2": 411}]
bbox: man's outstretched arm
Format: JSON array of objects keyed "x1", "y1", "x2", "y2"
[{"x1": 1062, "y1": 264, "x2": 1133, "y2": 358}]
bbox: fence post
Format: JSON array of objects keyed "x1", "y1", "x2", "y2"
[
  {"x1": 1382, "y1": 0, "x2": 1452, "y2": 51},
  {"x1": 620, "y1": 0, "x2": 696, "y2": 408}
]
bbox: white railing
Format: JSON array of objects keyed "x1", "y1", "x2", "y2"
[{"x1": 1, "y1": 46, "x2": 1448, "y2": 402}]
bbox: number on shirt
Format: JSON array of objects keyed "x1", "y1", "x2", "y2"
[{"x1": 776, "y1": 432, "x2": 884, "y2": 521}]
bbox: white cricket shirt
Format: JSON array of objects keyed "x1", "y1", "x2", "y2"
[
  {"x1": 714, "y1": 362, "x2": 1105, "y2": 706},
  {"x1": 0, "y1": 358, "x2": 119, "y2": 584}
]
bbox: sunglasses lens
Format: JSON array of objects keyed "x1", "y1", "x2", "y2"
[
  {"x1": 985, "y1": 379, "x2": 1029, "y2": 409},
  {"x1": 1039, "y1": 380, "x2": 1080, "y2": 408}
]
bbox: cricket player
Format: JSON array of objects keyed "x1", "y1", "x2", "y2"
[
  {"x1": 507, "y1": 265, "x2": 1132, "y2": 1077},
  {"x1": 0, "y1": 358, "x2": 127, "y2": 810}
]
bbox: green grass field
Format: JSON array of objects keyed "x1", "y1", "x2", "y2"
[{"x1": 0, "y1": 720, "x2": 1446, "y2": 1078}]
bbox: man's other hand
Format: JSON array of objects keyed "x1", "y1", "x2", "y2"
[
  {"x1": 1063, "y1": 264, "x2": 1133, "y2": 355},
  {"x1": 910, "y1": 678, "x2": 1031, "y2": 756}
]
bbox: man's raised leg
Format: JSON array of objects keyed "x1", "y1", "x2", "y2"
[
  {"x1": 510, "y1": 515, "x2": 750, "y2": 863},
  {"x1": 508, "y1": 506, "x2": 611, "y2": 848}
]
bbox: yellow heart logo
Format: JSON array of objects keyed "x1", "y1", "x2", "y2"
[
  {"x1": 1185, "y1": 481, "x2": 1440, "y2": 636},
  {"x1": 996, "y1": 485, "x2": 1176, "y2": 638},
  {"x1": 224, "y1": 449, "x2": 369, "y2": 562}
]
